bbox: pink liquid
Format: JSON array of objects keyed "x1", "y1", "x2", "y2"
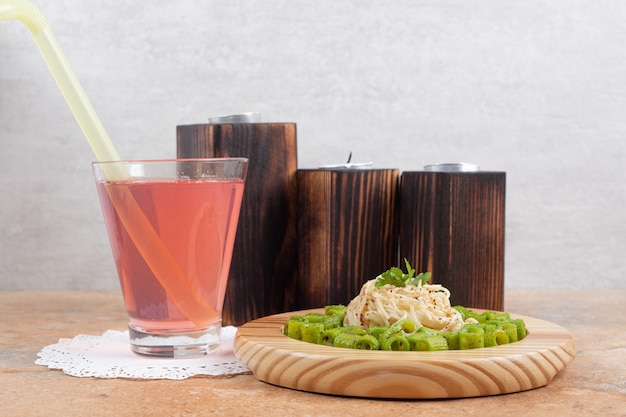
[{"x1": 96, "y1": 178, "x2": 244, "y2": 332}]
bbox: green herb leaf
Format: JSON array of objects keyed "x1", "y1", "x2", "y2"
[
  {"x1": 403, "y1": 258, "x2": 415, "y2": 280},
  {"x1": 408, "y1": 271, "x2": 432, "y2": 286},
  {"x1": 374, "y1": 259, "x2": 430, "y2": 288}
]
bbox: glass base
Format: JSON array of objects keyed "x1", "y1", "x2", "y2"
[{"x1": 128, "y1": 324, "x2": 221, "y2": 358}]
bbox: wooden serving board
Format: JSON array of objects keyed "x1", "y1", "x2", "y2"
[{"x1": 233, "y1": 309, "x2": 576, "y2": 399}]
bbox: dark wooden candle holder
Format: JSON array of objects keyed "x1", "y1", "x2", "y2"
[
  {"x1": 296, "y1": 168, "x2": 399, "y2": 309},
  {"x1": 399, "y1": 171, "x2": 506, "y2": 311},
  {"x1": 177, "y1": 123, "x2": 298, "y2": 325}
]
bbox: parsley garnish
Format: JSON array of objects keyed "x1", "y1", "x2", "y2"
[{"x1": 374, "y1": 259, "x2": 431, "y2": 288}]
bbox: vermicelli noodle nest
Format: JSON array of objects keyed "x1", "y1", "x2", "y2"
[{"x1": 343, "y1": 279, "x2": 471, "y2": 332}]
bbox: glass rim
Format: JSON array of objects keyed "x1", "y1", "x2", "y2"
[{"x1": 92, "y1": 157, "x2": 249, "y2": 166}]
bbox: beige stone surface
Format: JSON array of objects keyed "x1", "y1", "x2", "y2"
[{"x1": 1, "y1": 290, "x2": 624, "y2": 416}]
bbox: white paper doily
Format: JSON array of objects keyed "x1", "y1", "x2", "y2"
[{"x1": 35, "y1": 326, "x2": 250, "y2": 380}]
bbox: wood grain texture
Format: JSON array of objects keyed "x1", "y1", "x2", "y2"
[
  {"x1": 234, "y1": 308, "x2": 576, "y2": 399},
  {"x1": 399, "y1": 172, "x2": 506, "y2": 310},
  {"x1": 177, "y1": 123, "x2": 298, "y2": 326},
  {"x1": 296, "y1": 169, "x2": 399, "y2": 309}
]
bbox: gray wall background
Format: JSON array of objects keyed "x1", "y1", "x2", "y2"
[{"x1": 1, "y1": 0, "x2": 624, "y2": 291}]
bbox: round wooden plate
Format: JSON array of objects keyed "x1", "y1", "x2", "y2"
[{"x1": 233, "y1": 309, "x2": 576, "y2": 399}]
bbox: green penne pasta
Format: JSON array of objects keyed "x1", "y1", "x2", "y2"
[
  {"x1": 416, "y1": 326, "x2": 440, "y2": 337},
  {"x1": 318, "y1": 328, "x2": 343, "y2": 346},
  {"x1": 495, "y1": 328, "x2": 509, "y2": 345},
  {"x1": 325, "y1": 305, "x2": 347, "y2": 316},
  {"x1": 339, "y1": 326, "x2": 368, "y2": 335},
  {"x1": 485, "y1": 311, "x2": 510, "y2": 322},
  {"x1": 390, "y1": 319, "x2": 418, "y2": 334},
  {"x1": 301, "y1": 322, "x2": 325, "y2": 343},
  {"x1": 284, "y1": 302, "x2": 528, "y2": 352},
  {"x1": 498, "y1": 322, "x2": 518, "y2": 343},
  {"x1": 406, "y1": 334, "x2": 449, "y2": 351},
  {"x1": 459, "y1": 324, "x2": 485, "y2": 349},
  {"x1": 303, "y1": 313, "x2": 326, "y2": 323},
  {"x1": 333, "y1": 333, "x2": 359, "y2": 349},
  {"x1": 322, "y1": 315, "x2": 343, "y2": 329},
  {"x1": 285, "y1": 319, "x2": 306, "y2": 340},
  {"x1": 376, "y1": 328, "x2": 396, "y2": 345},
  {"x1": 480, "y1": 323, "x2": 498, "y2": 347},
  {"x1": 367, "y1": 326, "x2": 389, "y2": 339},
  {"x1": 512, "y1": 319, "x2": 527, "y2": 340},
  {"x1": 355, "y1": 334, "x2": 380, "y2": 350},
  {"x1": 455, "y1": 305, "x2": 484, "y2": 322},
  {"x1": 381, "y1": 334, "x2": 411, "y2": 351},
  {"x1": 441, "y1": 331, "x2": 460, "y2": 350}
]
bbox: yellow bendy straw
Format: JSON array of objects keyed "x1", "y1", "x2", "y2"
[
  {"x1": 0, "y1": 0, "x2": 120, "y2": 163},
  {"x1": 1, "y1": 0, "x2": 216, "y2": 325}
]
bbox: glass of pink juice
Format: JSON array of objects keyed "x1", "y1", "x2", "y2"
[{"x1": 92, "y1": 158, "x2": 248, "y2": 357}]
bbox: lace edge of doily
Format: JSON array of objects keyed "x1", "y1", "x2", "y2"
[{"x1": 34, "y1": 328, "x2": 251, "y2": 380}]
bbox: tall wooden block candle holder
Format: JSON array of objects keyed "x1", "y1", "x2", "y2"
[
  {"x1": 296, "y1": 168, "x2": 399, "y2": 309},
  {"x1": 399, "y1": 167, "x2": 506, "y2": 311},
  {"x1": 177, "y1": 122, "x2": 298, "y2": 325}
]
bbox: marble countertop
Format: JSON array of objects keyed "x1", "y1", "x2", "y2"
[{"x1": 0, "y1": 289, "x2": 624, "y2": 416}]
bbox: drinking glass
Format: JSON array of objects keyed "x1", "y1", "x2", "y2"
[{"x1": 92, "y1": 158, "x2": 248, "y2": 357}]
